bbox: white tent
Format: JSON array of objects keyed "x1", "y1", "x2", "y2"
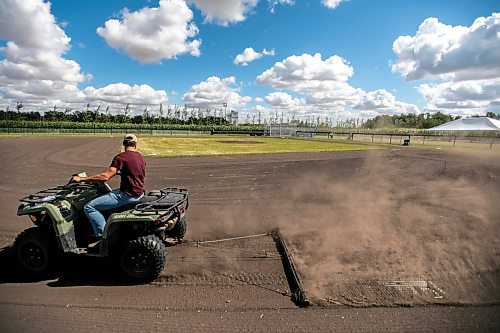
[{"x1": 427, "y1": 117, "x2": 500, "y2": 131}]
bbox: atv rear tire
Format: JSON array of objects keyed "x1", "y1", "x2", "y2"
[
  {"x1": 165, "y1": 217, "x2": 187, "y2": 240},
  {"x1": 14, "y1": 227, "x2": 57, "y2": 276},
  {"x1": 119, "y1": 235, "x2": 166, "y2": 282}
]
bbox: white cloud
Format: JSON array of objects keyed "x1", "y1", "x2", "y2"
[
  {"x1": 84, "y1": 83, "x2": 168, "y2": 107},
  {"x1": 392, "y1": 13, "x2": 500, "y2": 115},
  {"x1": 418, "y1": 78, "x2": 500, "y2": 115},
  {"x1": 262, "y1": 48, "x2": 275, "y2": 56},
  {"x1": 254, "y1": 105, "x2": 268, "y2": 112},
  {"x1": 188, "y1": 0, "x2": 258, "y2": 26},
  {"x1": 392, "y1": 13, "x2": 500, "y2": 81},
  {"x1": 265, "y1": 92, "x2": 303, "y2": 109},
  {"x1": 0, "y1": 0, "x2": 168, "y2": 112},
  {"x1": 234, "y1": 47, "x2": 275, "y2": 66},
  {"x1": 234, "y1": 48, "x2": 262, "y2": 66},
  {"x1": 256, "y1": 53, "x2": 354, "y2": 93},
  {"x1": 257, "y1": 53, "x2": 419, "y2": 118},
  {"x1": 97, "y1": 0, "x2": 201, "y2": 64},
  {"x1": 305, "y1": 81, "x2": 364, "y2": 109},
  {"x1": 187, "y1": 0, "x2": 296, "y2": 24},
  {"x1": 183, "y1": 76, "x2": 252, "y2": 109},
  {"x1": 321, "y1": 0, "x2": 345, "y2": 9},
  {"x1": 0, "y1": 0, "x2": 70, "y2": 53},
  {"x1": 353, "y1": 89, "x2": 420, "y2": 115},
  {"x1": 0, "y1": 0, "x2": 85, "y2": 107}
]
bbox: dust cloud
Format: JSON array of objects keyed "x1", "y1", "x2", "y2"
[
  {"x1": 189, "y1": 149, "x2": 500, "y2": 305},
  {"x1": 275, "y1": 150, "x2": 500, "y2": 304}
]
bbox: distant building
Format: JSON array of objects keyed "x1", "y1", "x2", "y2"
[
  {"x1": 230, "y1": 110, "x2": 238, "y2": 125},
  {"x1": 427, "y1": 117, "x2": 500, "y2": 131}
]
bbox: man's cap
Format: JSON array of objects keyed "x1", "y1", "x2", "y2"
[{"x1": 123, "y1": 133, "x2": 138, "y2": 143}]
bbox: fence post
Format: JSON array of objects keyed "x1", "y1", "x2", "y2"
[
  {"x1": 423, "y1": 135, "x2": 425, "y2": 145},
  {"x1": 453, "y1": 136, "x2": 456, "y2": 147},
  {"x1": 389, "y1": 135, "x2": 392, "y2": 144}
]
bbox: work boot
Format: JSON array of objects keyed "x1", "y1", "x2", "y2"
[{"x1": 87, "y1": 238, "x2": 102, "y2": 252}]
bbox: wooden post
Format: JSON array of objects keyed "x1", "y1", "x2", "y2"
[
  {"x1": 389, "y1": 135, "x2": 392, "y2": 144},
  {"x1": 453, "y1": 136, "x2": 456, "y2": 147}
]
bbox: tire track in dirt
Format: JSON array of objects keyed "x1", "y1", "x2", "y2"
[{"x1": 1, "y1": 137, "x2": 499, "y2": 332}]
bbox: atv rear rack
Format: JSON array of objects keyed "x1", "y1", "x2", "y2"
[{"x1": 133, "y1": 188, "x2": 189, "y2": 213}]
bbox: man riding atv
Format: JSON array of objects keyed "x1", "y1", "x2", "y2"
[
  {"x1": 72, "y1": 133, "x2": 145, "y2": 250},
  {"x1": 15, "y1": 134, "x2": 189, "y2": 282}
]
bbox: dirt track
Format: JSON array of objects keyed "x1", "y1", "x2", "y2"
[{"x1": 0, "y1": 136, "x2": 499, "y2": 332}]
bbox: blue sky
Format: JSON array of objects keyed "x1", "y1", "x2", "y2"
[{"x1": 0, "y1": 0, "x2": 498, "y2": 122}]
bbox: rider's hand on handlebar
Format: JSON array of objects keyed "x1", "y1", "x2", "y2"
[{"x1": 71, "y1": 175, "x2": 82, "y2": 183}]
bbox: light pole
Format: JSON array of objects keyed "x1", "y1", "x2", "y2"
[{"x1": 223, "y1": 102, "x2": 227, "y2": 124}]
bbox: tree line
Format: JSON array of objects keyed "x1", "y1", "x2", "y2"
[
  {"x1": 0, "y1": 104, "x2": 233, "y2": 126},
  {"x1": 1, "y1": 103, "x2": 498, "y2": 129}
]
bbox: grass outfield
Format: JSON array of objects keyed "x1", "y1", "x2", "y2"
[{"x1": 139, "y1": 136, "x2": 386, "y2": 157}]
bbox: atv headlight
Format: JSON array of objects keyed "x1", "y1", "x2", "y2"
[{"x1": 28, "y1": 212, "x2": 45, "y2": 225}]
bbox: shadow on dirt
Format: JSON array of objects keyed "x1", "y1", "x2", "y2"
[
  {"x1": 0, "y1": 245, "x2": 144, "y2": 287},
  {"x1": 0, "y1": 245, "x2": 19, "y2": 283}
]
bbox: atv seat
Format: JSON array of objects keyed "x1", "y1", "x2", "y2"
[{"x1": 102, "y1": 195, "x2": 159, "y2": 215}]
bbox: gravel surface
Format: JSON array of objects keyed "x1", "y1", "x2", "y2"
[{"x1": 0, "y1": 136, "x2": 498, "y2": 332}]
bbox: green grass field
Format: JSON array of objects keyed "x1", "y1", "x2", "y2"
[{"x1": 139, "y1": 136, "x2": 386, "y2": 157}]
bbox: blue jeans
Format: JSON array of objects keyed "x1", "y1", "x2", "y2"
[{"x1": 84, "y1": 189, "x2": 144, "y2": 237}]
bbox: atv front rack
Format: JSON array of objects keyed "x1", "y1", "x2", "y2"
[
  {"x1": 19, "y1": 183, "x2": 96, "y2": 204},
  {"x1": 134, "y1": 188, "x2": 189, "y2": 213}
]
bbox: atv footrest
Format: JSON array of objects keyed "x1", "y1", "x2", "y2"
[{"x1": 72, "y1": 247, "x2": 101, "y2": 256}]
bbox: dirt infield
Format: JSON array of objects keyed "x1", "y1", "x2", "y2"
[{"x1": 0, "y1": 136, "x2": 499, "y2": 332}]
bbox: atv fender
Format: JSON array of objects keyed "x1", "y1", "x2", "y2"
[{"x1": 17, "y1": 201, "x2": 78, "y2": 252}]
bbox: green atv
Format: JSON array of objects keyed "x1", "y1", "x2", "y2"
[{"x1": 14, "y1": 173, "x2": 189, "y2": 282}]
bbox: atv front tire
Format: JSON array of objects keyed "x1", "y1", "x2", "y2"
[
  {"x1": 14, "y1": 227, "x2": 57, "y2": 276},
  {"x1": 165, "y1": 217, "x2": 187, "y2": 240},
  {"x1": 119, "y1": 235, "x2": 166, "y2": 282}
]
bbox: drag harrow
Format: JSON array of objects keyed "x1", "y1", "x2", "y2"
[{"x1": 188, "y1": 229, "x2": 310, "y2": 307}]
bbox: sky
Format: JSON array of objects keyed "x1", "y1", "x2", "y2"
[{"x1": 0, "y1": 0, "x2": 498, "y2": 123}]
